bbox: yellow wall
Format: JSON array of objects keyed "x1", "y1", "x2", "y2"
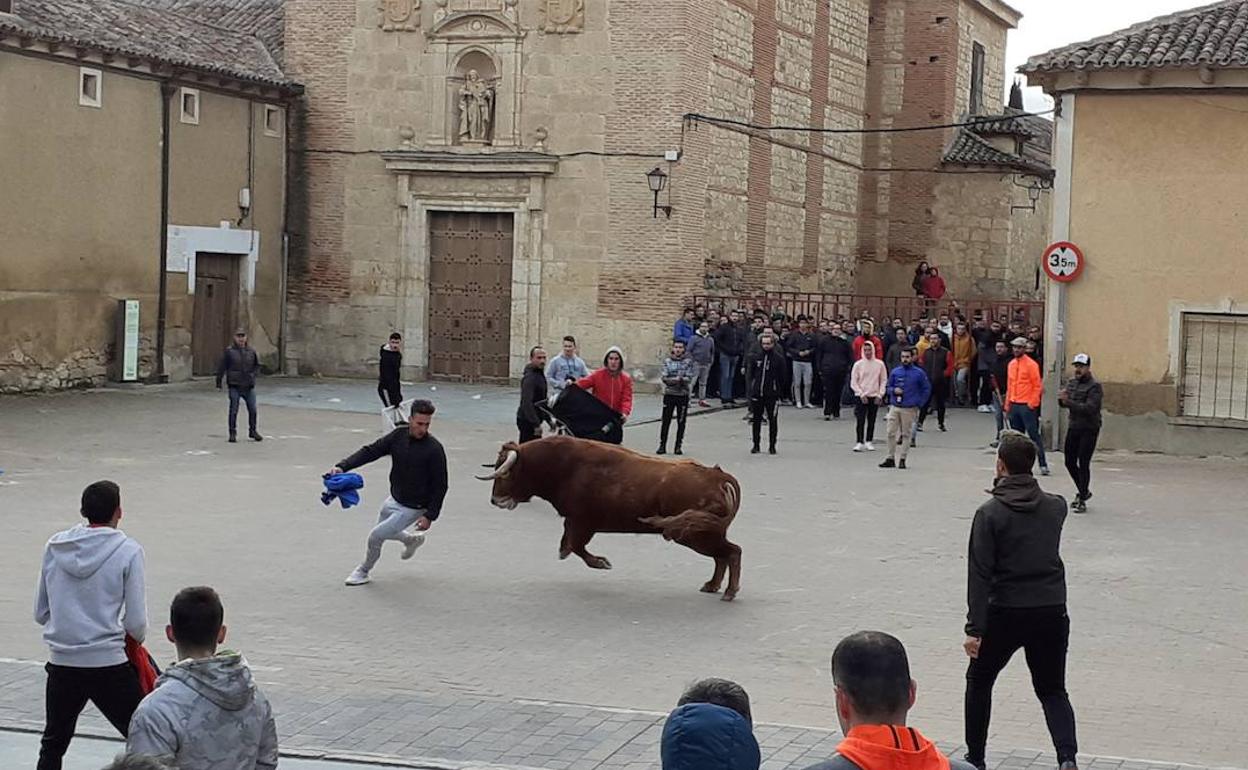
[
  {"x1": 0, "y1": 52, "x2": 288, "y2": 391},
  {"x1": 1065, "y1": 92, "x2": 1248, "y2": 416}
]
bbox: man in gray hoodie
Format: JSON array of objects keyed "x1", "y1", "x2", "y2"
[
  {"x1": 35, "y1": 480, "x2": 147, "y2": 770},
  {"x1": 127, "y1": 586, "x2": 278, "y2": 770}
]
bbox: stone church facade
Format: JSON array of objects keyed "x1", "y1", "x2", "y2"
[{"x1": 282, "y1": 0, "x2": 1045, "y2": 381}]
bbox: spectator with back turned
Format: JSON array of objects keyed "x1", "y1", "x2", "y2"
[{"x1": 963, "y1": 430, "x2": 1078, "y2": 770}]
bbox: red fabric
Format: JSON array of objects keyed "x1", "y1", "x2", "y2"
[
  {"x1": 575, "y1": 368, "x2": 634, "y2": 417},
  {"x1": 853, "y1": 335, "x2": 885, "y2": 361},
  {"x1": 126, "y1": 634, "x2": 159, "y2": 695},
  {"x1": 921, "y1": 274, "x2": 947, "y2": 300}
]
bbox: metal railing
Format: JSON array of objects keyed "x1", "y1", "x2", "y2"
[
  {"x1": 1180, "y1": 313, "x2": 1248, "y2": 422},
  {"x1": 690, "y1": 292, "x2": 1044, "y2": 327}
]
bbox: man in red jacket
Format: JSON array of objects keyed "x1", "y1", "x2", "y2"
[{"x1": 575, "y1": 346, "x2": 634, "y2": 424}]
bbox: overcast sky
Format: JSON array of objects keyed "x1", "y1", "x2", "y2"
[{"x1": 1005, "y1": 0, "x2": 1201, "y2": 112}]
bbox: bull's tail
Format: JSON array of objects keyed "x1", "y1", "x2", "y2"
[
  {"x1": 640, "y1": 509, "x2": 728, "y2": 542},
  {"x1": 722, "y1": 478, "x2": 740, "y2": 515}
]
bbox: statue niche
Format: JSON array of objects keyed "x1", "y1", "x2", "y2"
[{"x1": 453, "y1": 54, "x2": 498, "y2": 146}]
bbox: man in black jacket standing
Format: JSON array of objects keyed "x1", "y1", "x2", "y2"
[
  {"x1": 713, "y1": 309, "x2": 745, "y2": 405},
  {"x1": 745, "y1": 331, "x2": 786, "y2": 454},
  {"x1": 329, "y1": 400, "x2": 449, "y2": 586},
  {"x1": 214, "y1": 329, "x2": 262, "y2": 443},
  {"x1": 1059, "y1": 353, "x2": 1103, "y2": 513},
  {"x1": 377, "y1": 332, "x2": 404, "y2": 408},
  {"x1": 963, "y1": 430, "x2": 1078, "y2": 770},
  {"x1": 517, "y1": 346, "x2": 548, "y2": 443},
  {"x1": 815, "y1": 322, "x2": 853, "y2": 421}
]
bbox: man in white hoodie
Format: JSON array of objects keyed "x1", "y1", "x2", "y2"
[
  {"x1": 35, "y1": 480, "x2": 147, "y2": 770},
  {"x1": 127, "y1": 586, "x2": 278, "y2": 770}
]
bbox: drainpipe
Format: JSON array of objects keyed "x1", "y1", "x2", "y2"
[{"x1": 152, "y1": 81, "x2": 176, "y2": 383}]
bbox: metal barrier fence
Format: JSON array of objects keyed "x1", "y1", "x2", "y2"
[{"x1": 690, "y1": 292, "x2": 1045, "y2": 327}]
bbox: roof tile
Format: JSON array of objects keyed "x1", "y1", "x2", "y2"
[
  {"x1": 1, "y1": 0, "x2": 297, "y2": 91},
  {"x1": 1022, "y1": 0, "x2": 1248, "y2": 73}
]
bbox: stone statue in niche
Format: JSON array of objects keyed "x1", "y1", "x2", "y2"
[
  {"x1": 540, "y1": 0, "x2": 584, "y2": 33},
  {"x1": 378, "y1": 0, "x2": 420, "y2": 31},
  {"x1": 457, "y1": 70, "x2": 495, "y2": 145}
]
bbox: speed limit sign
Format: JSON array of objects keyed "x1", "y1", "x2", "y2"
[{"x1": 1042, "y1": 241, "x2": 1084, "y2": 283}]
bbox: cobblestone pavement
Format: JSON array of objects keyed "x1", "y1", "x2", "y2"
[{"x1": 1, "y1": 381, "x2": 1244, "y2": 770}]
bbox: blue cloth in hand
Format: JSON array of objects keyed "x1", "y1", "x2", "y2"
[{"x1": 321, "y1": 472, "x2": 365, "y2": 509}]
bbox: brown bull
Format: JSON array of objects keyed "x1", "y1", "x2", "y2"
[{"x1": 476, "y1": 436, "x2": 744, "y2": 600}]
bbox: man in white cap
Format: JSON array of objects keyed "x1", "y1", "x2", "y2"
[{"x1": 1059, "y1": 354, "x2": 1103, "y2": 512}]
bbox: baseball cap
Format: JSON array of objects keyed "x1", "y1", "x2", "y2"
[
  {"x1": 1072, "y1": 353, "x2": 1091, "y2": 365},
  {"x1": 1011, "y1": 336, "x2": 1028, "y2": 346}
]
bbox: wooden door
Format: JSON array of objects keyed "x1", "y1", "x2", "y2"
[
  {"x1": 427, "y1": 211, "x2": 514, "y2": 382},
  {"x1": 191, "y1": 253, "x2": 240, "y2": 376}
]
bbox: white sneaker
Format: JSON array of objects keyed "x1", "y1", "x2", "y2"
[
  {"x1": 344, "y1": 567, "x2": 371, "y2": 586},
  {"x1": 853, "y1": 443, "x2": 865, "y2": 452},
  {"x1": 865, "y1": 441, "x2": 875, "y2": 451},
  {"x1": 401, "y1": 531, "x2": 426, "y2": 560},
  {"x1": 976, "y1": 405, "x2": 990, "y2": 413}
]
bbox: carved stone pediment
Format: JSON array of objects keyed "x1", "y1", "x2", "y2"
[{"x1": 429, "y1": 0, "x2": 520, "y2": 39}]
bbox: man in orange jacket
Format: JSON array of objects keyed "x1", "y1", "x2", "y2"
[
  {"x1": 800, "y1": 631, "x2": 977, "y2": 770},
  {"x1": 1005, "y1": 337, "x2": 1049, "y2": 474}
]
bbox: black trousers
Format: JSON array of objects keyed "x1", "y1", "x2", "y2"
[
  {"x1": 517, "y1": 417, "x2": 541, "y2": 444},
  {"x1": 965, "y1": 605, "x2": 1078, "y2": 767},
  {"x1": 750, "y1": 397, "x2": 779, "y2": 449},
  {"x1": 821, "y1": 370, "x2": 847, "y2": 417},
  {"x1": 854, "y1": 398, "x2": 880, "y2": 442},
  {"x1": 1064, "y1": 427, "x2": 1099, "y2": 500},
  {"x1": 919, "y1": 380, "x2": 948, "y2": 427},
  {"x1": 39, "y1": 662, "x2": 144, "y2": 770},
  {"x1": 707, "y1": 356, "x2": 721, "y2": 399},
  {"x1": 378, "y1": 381, "x2": 403, "y2": 408},
  {"x1": 977, "y1": 370, "x2": 994, "y2": 406},
  {"x1": 659, "y1": 395, "x2": 688, "y2": 449}
]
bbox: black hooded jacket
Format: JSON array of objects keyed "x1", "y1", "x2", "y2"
[{"x1": 965, "y1": 474, "x2": 1068, "y2": 637}]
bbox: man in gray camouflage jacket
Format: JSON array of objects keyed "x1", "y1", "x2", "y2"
[{"x1": 127, "y1": 587, "x2": 277, "y2": 770}]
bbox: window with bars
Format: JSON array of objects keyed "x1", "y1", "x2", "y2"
[{"x1": 1180, "y1": 313, "x2": 1248, "y2": 421}]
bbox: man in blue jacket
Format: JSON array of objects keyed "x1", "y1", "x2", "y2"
[
  {"x1": 661, "y1": 678, "x2": 760, "y2": 770},
  {"x1": 880, "y1": 347, "x2": 930, "y2": 470}
]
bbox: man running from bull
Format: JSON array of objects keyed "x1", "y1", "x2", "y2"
[{"x1": 327, "y1": 400, "x2": 448, "y2": 586}]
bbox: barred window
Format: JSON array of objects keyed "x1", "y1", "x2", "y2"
[{"x1": 1180, "y1": 313, "x2": 1248, "y2": 421}]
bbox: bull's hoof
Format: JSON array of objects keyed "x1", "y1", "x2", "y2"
[
  {"x1": 558, "y1": 548, "x2": 571, "y2": 560},
  {"x1": 721, "y1": 589, "x2": 738, "y2": 602},
  {"x1": 587, "y1": 556, "x2": 612, "y2": 570},
  {"x1": 700, "y1": 582, "x2": 721, "y2": 594}
]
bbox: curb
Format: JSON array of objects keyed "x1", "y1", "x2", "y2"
[{"x1": 0, "y1": 722, "x2": 549, "y2": 770}]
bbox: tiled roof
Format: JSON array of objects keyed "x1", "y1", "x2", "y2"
[
  {"x1": 1, "y1": 0, "x2": 298, "y2": 92},
  {"x1": 942, "y1": 127, "x2": 1053, "y2": 177},
  {"x1": 126, "y1": 0, "x2": 283, "y2": 64},
  {"x1": 1021, "y1": 0, "x2": 1248, "y2": 73}
]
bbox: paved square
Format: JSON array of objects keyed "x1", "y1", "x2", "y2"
[{"x1": 1, "y1": 380, "x2": 1244, "y2": 770}]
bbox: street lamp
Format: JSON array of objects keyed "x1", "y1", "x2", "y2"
[{"x1": 646, "y1": 166, "x2": 672, "y2": 219}]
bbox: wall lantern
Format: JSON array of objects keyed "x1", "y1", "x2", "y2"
[{"x1": 646, "y1": 166, "x2": 673, "y2": 219}]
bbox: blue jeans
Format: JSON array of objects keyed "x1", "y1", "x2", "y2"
[
  {"x1": 991, "y1": 391, "x2": 1005, "y2": 441},
  {"x1": 719, "y1": 353, "x2": 739, "y2": 402},
  {"x1": 228, "y1": 386, "x2": 258, "y2": 436},
  {"x1": 1008, "y1": 402, "x2": 1048, "y2": 468}
]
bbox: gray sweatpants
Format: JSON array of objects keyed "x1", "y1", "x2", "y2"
[{"x1": 361, "y1": 496, "x2": 425, "y2": 572}]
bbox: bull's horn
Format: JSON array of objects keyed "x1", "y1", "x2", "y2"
[{"x1": 474, "y1": 449, "x2": 519, "y2": 481}]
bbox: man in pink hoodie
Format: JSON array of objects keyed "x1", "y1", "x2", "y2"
[
  {"x1": 850, "y1": 341, "x2": 888, "y2": 452},
  {"x1": 801, "y1": 631, "x2": 977, "y2": 770}
]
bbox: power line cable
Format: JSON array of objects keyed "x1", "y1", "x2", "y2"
[{"x1": 683, "y1": 109, "x2": 1055, "y2": 135}]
